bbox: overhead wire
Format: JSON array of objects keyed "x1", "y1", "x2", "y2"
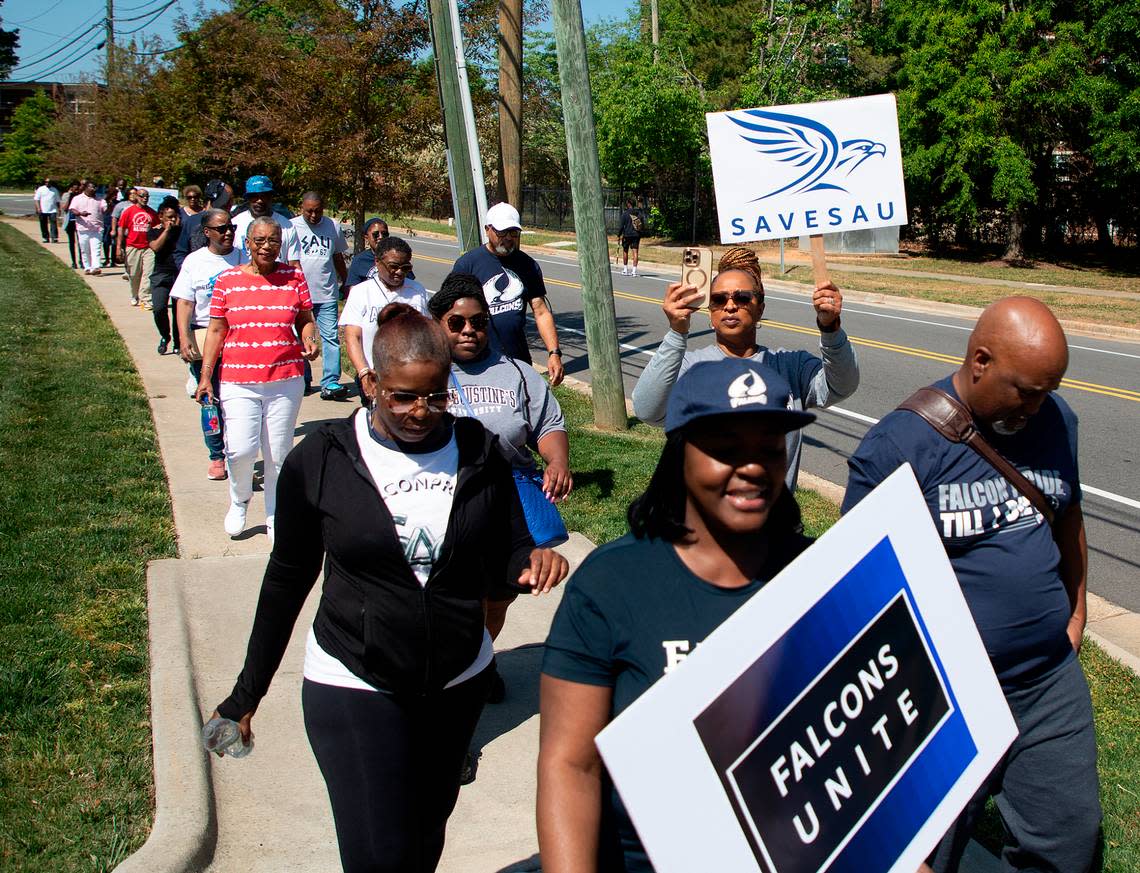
[
  {"x1": 16, "y1": 31, "x2": 105, "y2": 80},
  {"x1": 116, "y1": 0, "x2": 180, "y2": 35},
  {"x1": 8, "y1": 11, "x2": 104, "y2": 69},
  {"x1": 128, "y1": 0, "x2": 269, "y2": 56},
  {"x1": 9, "y1": 0, "x2": 68, "y2": 25},
  {"x1": 113, "y1": 0, "x2": 180, "y2": 24},
  {"x1": 9, "y1": 19, "x2": 106, "y2": 76}
]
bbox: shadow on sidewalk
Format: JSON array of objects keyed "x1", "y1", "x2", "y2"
[{"x1": 471, "y1": 643, "x2": 544, "y2": 753}]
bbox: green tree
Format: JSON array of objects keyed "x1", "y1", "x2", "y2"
[
  {"x1": 0, "y1": 0, "x2": 19, "y2": 80},
  {"x1": 0, "y1": 92, "x2": 55, "y2": 185}
]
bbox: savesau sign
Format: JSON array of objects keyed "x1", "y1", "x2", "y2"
[
  {"x1": 596, "y1": 466, "x2": 1015, "y2": 873},
  {"x1": 706, "y1": 94, "x2": 908, "y2": 244}
]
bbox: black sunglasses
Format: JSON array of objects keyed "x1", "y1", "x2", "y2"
[
  {"x1": 709, "y1": 290, "x2": 760, "y2": 309},
  {"x1": 446, "y1": 313, "x2": 490, "y2": 333},
  {"x1": 205, "y1": 222, "x2": 236, "y2": 233}
]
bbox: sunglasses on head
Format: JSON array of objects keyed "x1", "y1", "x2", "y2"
[
  {"x1": 445, "y1": 313, "x2": 490, "y2": 333},
  {"x1": 709, "y1": 290, "x2": 759, "y2": 309}
]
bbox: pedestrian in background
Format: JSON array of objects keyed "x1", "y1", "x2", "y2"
[
  {"x1": 341, "y1": 235, "x2": 429, "y2": 403},
  {"x1": 109, "y1": 187, "x2": 136, "y2": 269},
  {"x1": 181, "y1": 184, "x2": 205, "y2": 219},
  {"x1": 148, "y1": 197, "x2": 182, "y2": 355},
  {"x1": 291, "y1": 191, "x2": 349, "y2": 400},
  {"x1": 209, "y1": 303, "x2": 567, "y2": 873},
  {"x1": 100, "y1": 186, "x2": 118, "y2": 267},
  {"x1": 174, "y1": 178, "x2": 232, "y2": 271},
  {"x1": 34, "y1": 177, "x2": 60, "y2": 243},
  {"x1": 616, "y1": 198, "x2": 643, "y2": 276},
  {"x1": 171, "y1": 207, "x2": 247, "y2": 481},
  {"x1": 118, "y1": 188, "x2": 159, "y2": 308},
  {"x1": 60, "y1": 180, "x2": 81, "y2": 267},
  {"x1": 452, "y1": 202, "x2": 565, "y2": 386},
  {"x1": 194, "y1": 215, "x2": 318, "y2": 541},
  {"x1": 68, "y1": 181, "x2": 106, "y2": 274},
  {"x1": 343, "y1": 217, "x2": 389, "y2": 291}
]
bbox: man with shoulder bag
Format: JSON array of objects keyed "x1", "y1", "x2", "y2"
[{"x1": 842, "y1": 297, "x2": 1100, "y2": 873}]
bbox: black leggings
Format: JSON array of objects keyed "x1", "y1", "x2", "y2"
[
  {"x1": 302, "y1": 669, "x2": 492, "y2": 873},
  {"x1": 151, "y1": 280, "x2": 177, "y2": 345}
]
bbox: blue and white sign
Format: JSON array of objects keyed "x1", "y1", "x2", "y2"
[
  {"x1": 706, "y1": 94, "x2": 908, "y2": 243},
  {"x1": 595, "y1": 466, "x2": 1015, "y2": 873}
]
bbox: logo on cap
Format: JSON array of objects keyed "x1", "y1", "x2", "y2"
[{"x1": 728, "y1": 370, "x2": 768, "y2": 409}]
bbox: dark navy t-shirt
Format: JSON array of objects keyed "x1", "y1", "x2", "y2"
[
  {"x1": 344, "y1": 250, "x2": 375, "y2": 290},
  {"x1": 452, "y1": 245, "x2": 546, "y2": 363},
  {"x1": 842, "y1": 375, "x2": 1080, "y2": 687},
  {"x1": 543, "y1": 530, "x2": 811, "y2": 872}
]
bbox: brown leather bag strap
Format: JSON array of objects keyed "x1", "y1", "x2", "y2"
[{"x1": 897, "y1": 386, "x2": 1056, "y2": 526}]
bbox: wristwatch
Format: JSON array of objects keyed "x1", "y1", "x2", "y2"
[{"x1": 548, "y1": 348, "x2": 563, "y2": 356}]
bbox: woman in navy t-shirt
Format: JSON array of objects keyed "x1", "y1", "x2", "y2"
[{"x1": 537, "y1": 359, "x2": 817, "y2": 872}]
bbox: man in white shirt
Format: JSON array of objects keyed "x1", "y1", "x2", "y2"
[
  {"x1": 170, "y1": 208, "x2": 248, "y2": 481},
  {"x1": 232, "y1": 175, "x2": 302, "y2": 265},
  {"x1": 292, "y1": 191, "x2": 350, "y2": 400},
  {"x1": 34, "y1": 178, "x2": 60, "y2": 243},
  {"x1": 340, "y1": 235, "x2": 430, "y2": 404}
]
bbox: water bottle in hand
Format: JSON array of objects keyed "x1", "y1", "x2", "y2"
[
  {"x1": 201, "y1": 717, "x2": 252, "y2": 758},
  {"x1": 200, "y1": 399, "x2": 221, "y2": 436}
]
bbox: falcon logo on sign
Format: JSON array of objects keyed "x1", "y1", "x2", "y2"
[
  {"x1": 707, "y1": 94, "x2": 908, "y2": 244},
  {"x1": 727, "y1": 110, "x2": 887, "y2": 201}
]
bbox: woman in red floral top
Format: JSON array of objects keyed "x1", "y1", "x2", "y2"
[{"x1": 196, "y1": 216, "x2": 320, "y2": 541}]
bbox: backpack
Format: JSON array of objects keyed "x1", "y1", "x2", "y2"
[{"x1": 630, "y1": 210, "x2": 645, "y2": 234}]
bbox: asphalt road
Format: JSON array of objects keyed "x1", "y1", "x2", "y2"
[{"x1": 404, "y1": 233, "x2": 1140, "y2": 614}]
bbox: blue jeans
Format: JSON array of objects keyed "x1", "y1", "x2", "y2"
[
  {"x1": 313, "y1": 300, "x2": 343, "y2": 390},
  {"x1": 189, "y1": 357, "x2": 225, "y2": 461}
]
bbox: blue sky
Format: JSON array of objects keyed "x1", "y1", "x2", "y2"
[{"x1": 3, "y1": 0, "x2": 635, "y2": 82}]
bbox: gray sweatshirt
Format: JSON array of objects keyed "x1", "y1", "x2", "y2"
[
  {"x1": 447, "y1": 351, "x2": 566, "y2": 469},
  {"x1": 630, "y1": 327, "x2": 860, "y2": 489}
]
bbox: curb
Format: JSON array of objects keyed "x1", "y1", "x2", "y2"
[{"x1": 114, "y1": 560, "x2": 216, "y2": 873}]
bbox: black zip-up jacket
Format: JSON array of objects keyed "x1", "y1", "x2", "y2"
[{"x1": 218, "y1": 413, "x2": 534, "y2": 719}]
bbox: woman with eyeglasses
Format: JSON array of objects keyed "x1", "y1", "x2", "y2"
[
  {"x1": 631, "y1": 246, "x2": 859, "y2": 490},
  {"x1": 210, "y1": 303, "x2": 568, "y2": 873},
  {"x1": 194, "y1": 215, "x2": 320, "y2": 540},
  {"x1": 342, "y1": 235, "x2": 429, "y2": 404},
  {"x1": 427, "y1": 273, "x2": 571, "y2": 691},
  {"x1": 172, "y1": 208, "x2": 247, "y2": 480}
]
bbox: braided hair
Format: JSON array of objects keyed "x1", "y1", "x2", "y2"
[{"x1": 716, "y1": 246, "x2": 764, "y2": 297}]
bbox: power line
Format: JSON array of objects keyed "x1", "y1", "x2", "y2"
[
  {"x1": 113, "y1": 0, "x2": 178, "y2": 24},
  {"x1": 9, "y1": 0, "x2": 68, "y2": 26},
  {"x1": 7, "y1": 11, "x2": 104, "y2": 68},
  {"x1": 9, "y1": 19, "x2": 106, "y2": 75},
  {"x1": 128, "y1": 0, "x2": 269, "y2": 56},
  {"x1": 16, "y1": 32, "x2": 105, "y2": 81},
  {"x1": 116, "y1": 0, "x2": 180, "y2": 35}
]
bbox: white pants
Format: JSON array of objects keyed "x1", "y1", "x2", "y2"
[
  {"x1": 219, "y1": 377, "x2": 304, "y2": 518},
  {"x1": 77, "y1": 229, "x2": 102, "y2": 269}
]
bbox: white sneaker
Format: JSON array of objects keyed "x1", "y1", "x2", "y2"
[
  {"x1": 224, "y1": 501, "x2": 248, "y2": 537},
  {"x1": 630, "y1": 268, "x2": 638, "y2": 277},
  {"x1": 266, "y1": 515, "x2": 275, "y2": 546},
  {"x1": 620, "y1": 267, "x2": 629, "y2": 275},
  {"x1": 130, "y1": 296, "x2": 139, "y2": 306}
]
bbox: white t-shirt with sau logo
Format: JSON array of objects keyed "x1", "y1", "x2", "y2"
[{"x1": 290, "y1": 215, "x2": 348, "y2": 304}]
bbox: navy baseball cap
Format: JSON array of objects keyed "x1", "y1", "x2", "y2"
[
  {"x1": 244, "y1": 175, "x2": 274, "y2": 195},
  {"x1": 204, "y1": 179, "x2": 226, "y2": 201},
  {"x1": 664, "y1": 359, "x2": 816, "y2": 434}
]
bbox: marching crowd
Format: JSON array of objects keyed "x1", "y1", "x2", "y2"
[{"x1": 33, "y1": 173, "x2": 1100, "y2": 873}]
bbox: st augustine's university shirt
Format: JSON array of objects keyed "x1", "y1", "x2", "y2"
[
  {"x1": 304, "y1": 409, "x2": 494, "y2": 691},
  {"x1": 289, "y1": 215, "x2": 348, "y2": 304},
  {"x1": 451, "y1": 245, "x2": 547, "y2": 363},
  {"x1": 842, "y1": 375, "x2": 1080, "y2": 688},
  {"x1": 542, "y1": 531, "x2": 811, "y2": 872}
]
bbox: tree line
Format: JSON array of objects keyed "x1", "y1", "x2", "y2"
[{"x1": 2, "y1": 0, "x2": 1138, "y2": 259}]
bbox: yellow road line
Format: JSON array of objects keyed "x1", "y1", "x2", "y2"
[{"x1": 418, "y1": 255, "x2": 1140, "y2": 403}]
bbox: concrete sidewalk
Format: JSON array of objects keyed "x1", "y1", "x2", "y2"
[{"x1": 7, "y1": 217, "x2": 1131, "y2": 872}]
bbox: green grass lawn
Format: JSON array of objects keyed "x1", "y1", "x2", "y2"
[
  {"x1": 555, "y1": 383, "x2": 1139, "y2": 872},
  {"x1": 0, "y1": 223, "x2": 177, "y2": 871}
]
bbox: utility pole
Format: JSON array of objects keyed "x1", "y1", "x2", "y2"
[
  {"x1": 497, "y1": 0, "x2": 522, "y2": 208},
  {"x1": 650, "y1": 0, "x2": 659, "y2": 61},
  {"x1": 427, "y1": 0, "x2": 484, "y2": 252},
  {"x1": 105, "y1": 0, "x2": 114, "y2": 73},
  {"x1": 551, "y1": 0, "x2": 628, "y2": 431}
]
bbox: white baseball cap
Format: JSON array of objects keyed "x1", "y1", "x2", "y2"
[{"x1": 485, "y1": 202, "x2": 522, "y2": 232}]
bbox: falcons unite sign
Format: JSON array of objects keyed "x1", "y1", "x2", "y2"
[{"x1": 706, "y1": 94, "x2": 908, "y2": 244}]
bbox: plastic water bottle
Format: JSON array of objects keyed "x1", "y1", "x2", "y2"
[
  {"x1": 200, "y1": 399, "x2": 221, "y2": 436},
  {"x1": 201, "y1": 717, "x2": 253, "y2": 758}
]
